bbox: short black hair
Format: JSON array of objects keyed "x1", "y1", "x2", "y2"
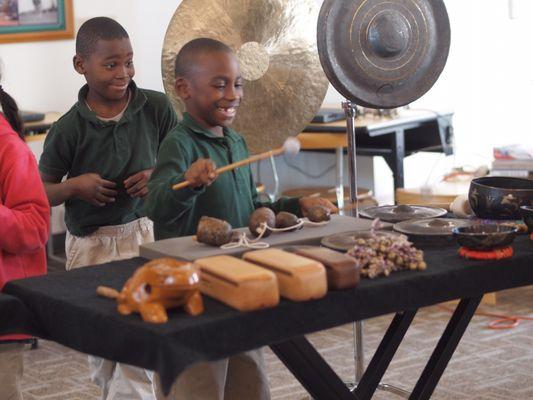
[
  {"x1": 76, "y1": 17, "x2": 129, "y2": 57},
  {"x1": 174, "y1": 38, "x2": 233, "y2": 78}
]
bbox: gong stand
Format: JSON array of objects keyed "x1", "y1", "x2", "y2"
[
  {"x1": 318, "y1": 0, "x2": 451, "y2": 396},
  {"x1": 342, "y1": 100, "x2": 412, "y2": 398}
]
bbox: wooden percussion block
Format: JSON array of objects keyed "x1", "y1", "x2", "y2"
[
  {"x1": 194, "y1": 255, "x2": 279, "y2": 312},
  {"x1": 242, "y1": 249, "x2": 327, "y2": 301},
  {"x1": 294, "y1": 246, "x2": 360, "y2": 290}
]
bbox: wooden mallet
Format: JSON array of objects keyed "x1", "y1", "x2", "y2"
[{"x1": 172, "y1": 137, "x2": 301, "y2": 191}]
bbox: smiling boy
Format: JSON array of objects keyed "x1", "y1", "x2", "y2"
[
  {"x1": 146, "y1": 37, "x2": 336, "y2": 400},
  {"x1": 38, "y1": 17, "x2": 177, "y2": 400},
  {"x1": 146, "y1": 38, "x2": 336, "y2": 241}
]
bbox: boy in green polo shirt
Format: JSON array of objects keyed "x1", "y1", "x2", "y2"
[
  {"x1": 39, "y1": 17, "x2": 177, "y2": 400},
  {"x1": 146, "y1": 38, "x2": 336, "y2": 241},
  {"x1": 146, "y1": 38, "x2": 336, "y2": 400}
]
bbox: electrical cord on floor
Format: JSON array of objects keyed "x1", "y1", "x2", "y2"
[{"x1": 438, "y1": 304, "x2": 533, "y2": 330}]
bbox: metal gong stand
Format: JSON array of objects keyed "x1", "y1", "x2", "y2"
[{"x1": 317, "y1": 0, "x2": 451, "y2": 396}]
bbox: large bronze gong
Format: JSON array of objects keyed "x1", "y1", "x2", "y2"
[
  {"x1": 317, "y1": 0, "x2": 451, "y2": 108},
  {"x1": 161, "y1": 0, "x2": 329, "y2": 154}
]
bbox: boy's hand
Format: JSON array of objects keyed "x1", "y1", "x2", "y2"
[
  {"x1": 70, "y1": 173, "x2": 118, "y2": 207},
  {"x1": 185, "y1": 159, "x2": 218, "y2": 188},
  {"x1": 124, "y1": 168, "x2": 154, "y2": 198},
  {"x1": 299, "y1": 196, "x2": 339, "y2": 217}
]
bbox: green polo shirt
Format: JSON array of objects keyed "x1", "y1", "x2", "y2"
[
  {"x1": 146, "y1": 112, "x2": 300, "y2": 240},
  {"x1": 39, "y1": 81, "x2": 178, "y2": 236}
]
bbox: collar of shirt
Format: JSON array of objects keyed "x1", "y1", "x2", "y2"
[
  {"x1": 75, "y1": 80, "x2": 147, "y2": 126},
  {"x1": 181, "y1": 112, "x2": 242, "y2": 145}
]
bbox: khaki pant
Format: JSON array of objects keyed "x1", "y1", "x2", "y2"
[
  {"x1": 66, "y1": 217, "x2": 156, "y2": 400},
  {"x1": 65, "y1": 217, "x2": 154, "y2": 271},
  {"x1": 154, "y1": 350, "x2": 270, "y2": 400},
  {"x1": 0, "y1": 343, "x2": 24, "y2": 400}
]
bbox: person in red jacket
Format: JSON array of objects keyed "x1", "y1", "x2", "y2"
[{"x1": 0, "y1": 77, "x2": 49, "y2": 399}]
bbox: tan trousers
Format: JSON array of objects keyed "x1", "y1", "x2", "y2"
[
  {"x1": 154, "y1": 350, "x2": 270, "y2": 400},
  {"x1": 0, "y1": 343, "x2": 24, "y2": 400},
  {"x1": 66, "y1": 217, "x2": 156, "y2": 400}
]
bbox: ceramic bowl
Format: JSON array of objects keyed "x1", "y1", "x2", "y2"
[
  {"x1": 520, "y1": 205, "x2": 533, "y2": 232},
  {"x1": 452, "y1": 224, "x2": 518, "y2": 250},
  {"x1": 468, "y1": 177, "x2": 533, "y2": 220}
]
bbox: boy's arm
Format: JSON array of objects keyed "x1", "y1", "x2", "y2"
[
  {"x1": 249, "y1": 170, "x2": 302, "y2": 215},
  {"x1": 39, "y1": 122, "x2": 117, "y2": 207},
  {"x1": 120, "y1": 95, "x2": 178, "y2": 199},
  {"x1": 146, "y1": 136, "x2": 215, "y2": 223},
  {"x1": 249, "y1": 170, "x2": 338, "y2": 217},
  {"x1": 40, "y1": 172, "x2": 117, "y2": 207}
]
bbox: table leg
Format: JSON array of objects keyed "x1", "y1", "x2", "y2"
[
  {"x1": 270, "y1": 336, "x2": 357, "y2": 400},
  {"x1": 335, "y1": 146, "x2": 345, "y2": 213},
  {"x1": 355, "y1": 310, "x2": 418, "y2": 400},
  {"x1": 391, "y1": 129, "x2": 405, "y2": 192},
  {"x1": 353, "y1": 320, "x2": 364, "y2": 382},
  {"x1": 46, "y1": 210, "x2": 67, "y2": 265},
  {"x1": 268, "y1": 155, "x2": 280, "y2": 201},
  {"x1": 409, "y1": 296, "x2": 482, "y2": 400},
  {"x1": 436, "y1": 116, "x2": 454, "y2": 156},
  {"x1": 384, "y1": 129, "x2": 405, "y2": 199}
]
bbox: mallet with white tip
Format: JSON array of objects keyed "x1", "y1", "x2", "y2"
[{"x1": 172, "y1": 137, "x2": 301, "y2": 191}]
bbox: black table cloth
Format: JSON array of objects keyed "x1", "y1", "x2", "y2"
[
  {"x1": 0, "y1": 292, "x2": 40, "y2": 337},
  {"x1": 2, "y1": 236, "x2": 533, "y2": 393}
]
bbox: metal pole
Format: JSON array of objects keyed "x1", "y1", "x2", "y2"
[
  {"x1": 342, "y1": 101, "x2": 366, "y2": 387},
  {"x1": 335, "y1": 147, "x2": 345, "y2": 214},
  {"x1": 342, "y1": 101, "x2": 359, "y2": 218}
]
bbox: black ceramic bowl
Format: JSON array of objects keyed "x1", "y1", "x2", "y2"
[
  {"x1": 452, "y1": 224, "x2": 519, "y2": 250},
  {"x1": 520, "y1": 205, "x2": 533, "y2": 232},
  {"x1": 468, "y1": 176, "x2": 533, "y2": 220}
]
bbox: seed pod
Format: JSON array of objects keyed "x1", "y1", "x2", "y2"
[
  {"x1": 307, "y1": 205, "x2": 331, "y2": 222},
  {"x1": 196, "y1": 216, "x2": 233, "y2": 246},
  {"x1": 275, "y1": 211, "x2": 301, "y2": 231},
  {"x1": 248, "y1": 207, "x2": 276, "y2": 237}
]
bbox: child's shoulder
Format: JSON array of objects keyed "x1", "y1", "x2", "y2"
[
  {"x1": 137, "y1": 87, "x2": 173, "y2": 108},
  {"x1": 164, "y1": 120, "x2": 194, "y2": 142},
  {"x1": 48, "y1": 103, "x2": 84, "y2": 134}
]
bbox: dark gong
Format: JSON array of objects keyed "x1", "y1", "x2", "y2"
[{"x1": 317, "y1": 0, "x2": 451, "y2": 108}]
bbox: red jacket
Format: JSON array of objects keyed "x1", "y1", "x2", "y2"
[{"x1": 0, "y1": 115, "x2": 49, "y2": 340}]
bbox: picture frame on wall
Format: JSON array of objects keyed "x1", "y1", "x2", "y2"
[{"x1": 0, "y1": 0, "x2": 73, "y2": 44}]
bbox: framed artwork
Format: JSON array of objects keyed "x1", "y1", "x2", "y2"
[{"x1": 0, "y1": 0, "x2": 73, "y2": 44}]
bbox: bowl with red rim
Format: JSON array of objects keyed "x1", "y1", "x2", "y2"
[{"x1": 452, "y1": 224, "x2": 519, "y2": 250}]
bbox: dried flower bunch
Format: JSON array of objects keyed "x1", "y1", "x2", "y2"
[{"x1": 347, "y1": 235, "x2": 426, "y2": 278}]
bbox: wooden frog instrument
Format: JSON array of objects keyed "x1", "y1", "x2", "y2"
[{"x1": 97, "y1": 258, "x2": 204, "y2": 323}]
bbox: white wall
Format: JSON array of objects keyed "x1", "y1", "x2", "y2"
[
  {"x1": 324, "y1": 0, "x2": 533, "y2": 193},
  {"x1": 0, "y1": 0, "x2": 181, "y2": 112},
  {"x1": 2, "y1": 0, "x2": 533, "y2": 198}
]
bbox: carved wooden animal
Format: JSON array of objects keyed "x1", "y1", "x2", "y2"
[{"x1": 97, "y1": 258, "x2": 204, "y2": 323}]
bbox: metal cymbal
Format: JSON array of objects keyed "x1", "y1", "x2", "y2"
[
  {"x1": 317, "y1": 0, "x2": 451, "y2": 108},
  {"x1": 162, "y1": 0, "x2": 329, "y2": 154}
]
